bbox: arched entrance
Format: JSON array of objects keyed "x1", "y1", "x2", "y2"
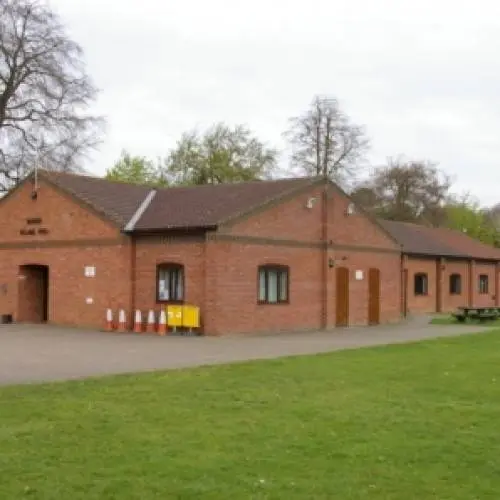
[{"x1": 18, "y1": 264, "x2": 49, "y2": 323}]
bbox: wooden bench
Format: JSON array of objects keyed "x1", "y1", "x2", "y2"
[{"x1": 453, "y1": 307, "x2": 500, "y2": 323}]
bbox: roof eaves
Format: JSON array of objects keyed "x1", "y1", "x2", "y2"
[{"x1": 132, "y1": 224, "x2": 216, "y2": 234}]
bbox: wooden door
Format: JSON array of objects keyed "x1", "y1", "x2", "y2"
[
  {"x1": 402, "y1": 269, "x2": 408, "y2": 317},
  {"x1": 368, "y1": 268, "x2": 381, "y2": 325},
  {"x1": 336, "y1": 267, "x2": 349, "y2": 327}
]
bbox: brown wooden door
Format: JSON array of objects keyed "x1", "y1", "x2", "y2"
[
  {"x1": 336, "y1": 267, "x2": 349, "y2": 327},
  {"x1": 402, "y1": 269, "x2": 408, "y2": 317},
  {"x1": 368, "y1": 268, "x2": 381, "y2": 325}
]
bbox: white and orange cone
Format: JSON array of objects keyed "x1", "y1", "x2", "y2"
[
  {"x1": 133, "y1": 310, "x2": 142, "y2": 334},
  {"x1": 104, "y1": 308, "x2": 113, "y2": 332},
  {"x1": 146, "y1": 310, "x2": 156, "y2": 334},
  {"x1": 118, "y1": 309, "x2": 127, "y2": 332},
  {"x1": 157, "y1": 310, "x2": 167, "y2": 336}
]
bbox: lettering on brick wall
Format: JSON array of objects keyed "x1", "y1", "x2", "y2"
[
  {"x1": 20, "y1": 218, "x2": 49, "y2": 236},
  {"x1": 26, "y1": 217, "x2": 42, "y2": 225}
]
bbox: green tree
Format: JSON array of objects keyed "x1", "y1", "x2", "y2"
[
  {"x1": 351, "y1": 158, "x2": 452, "y2": 226},
  {"x1": 444, "y1": 194, "x2": 499, "y2": 247},
  {"x1": 160, "y1": 123, "x2": 278, "y2": 186},
  {"x1": 105, "y1": 150, "x2": 162, "y2": 186}
]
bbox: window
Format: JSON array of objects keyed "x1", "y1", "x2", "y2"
[
  {"x1": 449, "y1": 274, "x2": 462, "y2": 295},
  {"x1": 479, "y1": 274, "x2": 489, "y2": 294},
  {"x1": 156, "y1": 264, "x2": 184, "y2": 302},
  {"x1": 258, "y1": 265, "x2": 289, "y2": 304},
  {"x1": 414, "y1": 273, "x2": 428, "y2": 296}
]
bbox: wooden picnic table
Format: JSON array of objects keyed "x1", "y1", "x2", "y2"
[{"x1": 453, "y1": 306, "x2": 500, "y2": 322}]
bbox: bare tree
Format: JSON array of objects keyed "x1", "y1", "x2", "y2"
[
  {"x1": 0, "y1": 0, "x2": 104, "y2": 193},
  {"x1": 283, "y1": 95, "x2": 370, "y2": 186},
  {"x1": 351, "y1": 157, "x2": 452, "y2": 226}
]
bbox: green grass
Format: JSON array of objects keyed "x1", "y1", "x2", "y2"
[
  {"x1": 431, "y1": 314, "x2": 500, "y2": 327},
  {"x1": 2, "y1": 332, "x2": 500, "y2": 499}
]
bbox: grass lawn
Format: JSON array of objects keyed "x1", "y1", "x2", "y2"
[
  {"x1": 430, "y1": 314, "x2": 500, "y2": 327},
  {"x1": 2, "y1": 332, "x2": 500, "y2": 499}
]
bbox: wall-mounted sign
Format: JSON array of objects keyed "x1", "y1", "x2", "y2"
[
  {"x1": 19, "y1": 217, "x2": 49, "y2": 236},
  {"x1": 84, "y1": 266, "x2": 96, "y2": 278},
  {"x1": 355, "y1": 270, "x2": 364, "y2": 281}
]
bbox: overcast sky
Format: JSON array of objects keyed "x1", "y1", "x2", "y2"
[{"x1": 50, "y1": 0, "x2": 500, "y2": 206}]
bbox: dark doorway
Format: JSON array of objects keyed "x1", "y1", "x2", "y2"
[
  {"x1": 368, "y1": 268, "x2": 381, "y2": 325},
  {"x1": 18, "y1": 265, "x2": 49, "y2": 323},
  {"x1": 336, "y1": 267, "x2": 349, "y2": 327}
]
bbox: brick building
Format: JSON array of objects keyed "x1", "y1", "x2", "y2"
[
  {"x1": 0, "y1": 170, "x2": 498, "y2": 334},
  {"x1": 381, "y1": 220, "x2": 500, "y2": 315}
]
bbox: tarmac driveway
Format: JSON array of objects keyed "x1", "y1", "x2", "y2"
[{"x1": 0, "y1": 319, "x2": 489, "y2": 386}]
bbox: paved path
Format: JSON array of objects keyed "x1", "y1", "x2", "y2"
[{"x1": 0, "y1": 319, "x2": 489, "y2": 386}]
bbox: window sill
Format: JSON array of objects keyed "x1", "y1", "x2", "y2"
[
  {"x1": 257, "y1": 301, "x2": 289, "y2": 305},
  {"x1": 156, "y1": 299, "x2": 185, "y2": 305}
]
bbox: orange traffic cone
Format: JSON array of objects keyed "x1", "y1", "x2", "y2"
[
  {"x1": 133, "y1": 310, "x2": 142, "y2": 334},
  {"x1": 104, "y1": 308, "x2": 113, "y2": 332},
  {"x1": 157, "y1": 310, "x2": 167, "y2": 336},
  {"x1": 146, "y1": 310, "x2": 156, "y2": 334},
  {"x1": 118, "y1": 309, "x2": 127, "y2": 332}
]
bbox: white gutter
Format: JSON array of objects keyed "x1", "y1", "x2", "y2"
[{"x1": 124, "y1": 190, "x2": 157, "y2": 232}]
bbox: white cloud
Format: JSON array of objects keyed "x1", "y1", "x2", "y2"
[{"x1": 50, "y1": 0, "x2": 500, "y2": 206}]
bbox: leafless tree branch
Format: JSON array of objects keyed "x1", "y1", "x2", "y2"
[
  {"x1": 0, "y1": 0, "x2": 105, "y2": 193},
  {"x1": 283, "y1": 95, "x2": 370, "y2": 187}
]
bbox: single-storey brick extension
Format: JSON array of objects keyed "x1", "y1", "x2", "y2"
[{"x1": 0, "y1": 170, "x2": 499, "y2": 335}]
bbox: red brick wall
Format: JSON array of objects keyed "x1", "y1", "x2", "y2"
[
  {"x1": 404, "y1": 257, "x2": 499, "y2": 314},
  {"x1": 0, "y1": 245, "x2": 132, "y2": 328},
  {"x1": 0, "y1": 179, "x2": 131, "y2": 328},
  {"x1": 212, "y1": 181, "x2": 402, "y2": 334},
  {"x1": 208, "y1": 240, "x2": 323, "y2": 335},
  {"x1": 225, "y1": 185, "x2": 324, "y2": 240},
  {"x1": 474, "y1": 262, "x2": 497, "y2": 307},
  {"x1": 132, "y1": 235, "x2": 205, "y2": 323},
  {"x1": 442, "y1": 259, "x2": 469, "y2": 312},
  {"x1": 327, "y1": 190, "x2": 397, "y2": 250},
  {"x1": 0, "y1": 177, "x2": 118, "y2": 241},
  {"x1": 205, "y1": 242, "x2": 401, "y2": 335},
  {"x1": 404, "y1": 257, "x2": 438, "y2": 314},
  {"x1": 329, "y1": 251, "x2": 401, "y2": 326},
  {"x1": 226, "y1": 184, "x2": 399, "y2": 251}
]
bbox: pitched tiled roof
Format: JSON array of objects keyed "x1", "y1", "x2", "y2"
[
  {"x1": 379, "y1": 219, "x2": 500, "y2": 261},
  {"x1": 134, "y1": 177, "x2": 317, "y2": 231},
  {"x1": 43, "y1": 170, "x2": 151, "y2": 225},
  {"x1": 40, "y1": 170, "x2": 319, "y2": 231}
]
